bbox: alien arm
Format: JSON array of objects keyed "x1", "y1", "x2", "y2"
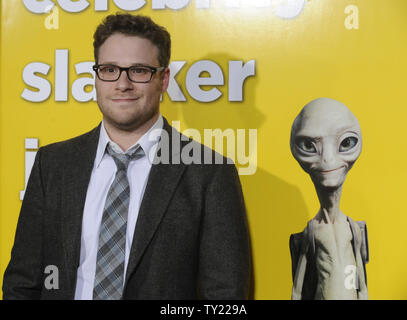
[{"x1": 290, "y1": 231, "x2": 308, "y2": 300}]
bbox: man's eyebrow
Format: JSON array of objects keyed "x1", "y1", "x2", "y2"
[
  {"x1": 130, "y1": 63, "x2": 154, "y2": 67},
  {"x1": 98, "y1": 61, "x2": 118, "y2": 65},
  {"x1": 97, "y1": 62, "x2": 152, "y2": 67}
]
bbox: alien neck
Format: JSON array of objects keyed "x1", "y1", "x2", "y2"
[{"x1": 314, "y1": 184, "x2": 343, "y2": 223}]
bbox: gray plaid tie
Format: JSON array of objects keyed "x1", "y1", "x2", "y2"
[{"x1": 93, "y1": 143, "x2": 143, "y2": 300}]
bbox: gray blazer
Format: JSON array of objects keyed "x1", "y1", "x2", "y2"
[{"x1": 3, "y1": 118, "x2": 251, "y2": 299}]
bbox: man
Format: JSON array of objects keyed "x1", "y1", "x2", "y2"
[{"x1": 3, "y1": 14, "x2": 251, "y2": 300}]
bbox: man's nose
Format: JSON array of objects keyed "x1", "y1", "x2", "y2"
[{"x1": 115, "y1": 70, "x2": 133, "y2": 90}]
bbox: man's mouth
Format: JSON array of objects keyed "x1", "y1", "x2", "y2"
[{"x1": 112, "y1": 97, "x2": 138, "y2": 102}]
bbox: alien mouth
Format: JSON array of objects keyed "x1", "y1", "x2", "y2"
[{"x1": 318, "y1": 166, "x2": 346, "y2": 174}]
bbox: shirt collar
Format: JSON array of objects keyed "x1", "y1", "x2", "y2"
[{"x1": 94, "y1": 114, "x2": 164, "y2": 168}]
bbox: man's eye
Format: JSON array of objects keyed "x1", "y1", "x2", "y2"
[
  {"x1": 130, "y1": 67, "x2": 149, "y2": 74},
  {"x1": 297, "y1": 139, "x2": 317, "y2": 154},
  {"x1": 100, "y1": 66, "x2": 117, "y2": 73},
  {"x1": 339, "y1": 137, "x2": 358, "y2": 152}
]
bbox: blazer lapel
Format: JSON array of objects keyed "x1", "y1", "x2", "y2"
[
  {"x1": 60, "y1": 124, "x2": 100, "y2": 294},
  {"x1": 124, "y1": 118, "x2": 187, "y2": 285}
]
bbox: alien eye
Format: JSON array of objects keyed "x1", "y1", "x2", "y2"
[
  {"x1": 339, "y1": 136, "x2": 358, "y2": 152},
  {"x1": 296, "y1": 138, "x2": 317, "y2": 154}
]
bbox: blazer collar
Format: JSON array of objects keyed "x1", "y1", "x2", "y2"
[
  {"x1": 60, "y1": 124, "x2": 101, "y2": 297},
  {"x1": 124, "y1": 117, "x2": 187, "y2": 286}
]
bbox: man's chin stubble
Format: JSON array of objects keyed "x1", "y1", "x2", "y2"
[{"x1": 106, "y1": 111, "x2": 158, "y2": 133}]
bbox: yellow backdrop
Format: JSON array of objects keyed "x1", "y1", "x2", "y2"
[{"x1": 1, "y1": 0, "x2": 407, "y2": 299}]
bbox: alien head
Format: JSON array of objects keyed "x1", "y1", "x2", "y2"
[{"x1": 290, "y1": 98, "x2": 362, "y2": 189}]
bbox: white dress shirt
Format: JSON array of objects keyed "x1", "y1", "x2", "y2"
[{"x1": 74, "y1": 115, "x2": 163, "y2": 300}]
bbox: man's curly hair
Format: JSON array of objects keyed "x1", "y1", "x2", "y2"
[{"x1": 93, "y1": 13, "x2": 171, "y2": 67}]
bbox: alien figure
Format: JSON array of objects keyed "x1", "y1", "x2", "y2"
[{"x1": 289, "y1": 98, "x2": 369, "y2": 300}]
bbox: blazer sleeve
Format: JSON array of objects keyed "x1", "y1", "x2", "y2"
[
  {"x1": 197, "y1": 163, "x2": 251, "y2": 299},
  {"x1": 2, "y1": 148, "x2": 45, "y2": 299}
]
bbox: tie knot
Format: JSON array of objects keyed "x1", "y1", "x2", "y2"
[{"x1": 106, "y1": 143, "x2": 143, "y2": 171}]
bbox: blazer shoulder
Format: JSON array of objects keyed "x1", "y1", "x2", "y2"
[{"x1": 39, "y1": 124, "x2": 101, "y2": 157}]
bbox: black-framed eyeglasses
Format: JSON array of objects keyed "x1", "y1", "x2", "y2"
[{"x1": 92, "y1": 64, "x2": 165, "y2": 83}]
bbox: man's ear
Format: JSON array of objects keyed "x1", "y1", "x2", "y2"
[{"x1": 160, "y1": 67, "x2": 170, "y2": 94}]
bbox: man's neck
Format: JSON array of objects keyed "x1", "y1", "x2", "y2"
[{"x1": 103, "y1": 114, "x2": 160, "y2": 152}]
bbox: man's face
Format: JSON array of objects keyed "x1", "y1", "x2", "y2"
[
  {"x1": 95, "y1": 33, "x2": 169, "y2": 131},
  {"x1": 290, "y1": 98, "x2": 362, "y2": 189}
]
